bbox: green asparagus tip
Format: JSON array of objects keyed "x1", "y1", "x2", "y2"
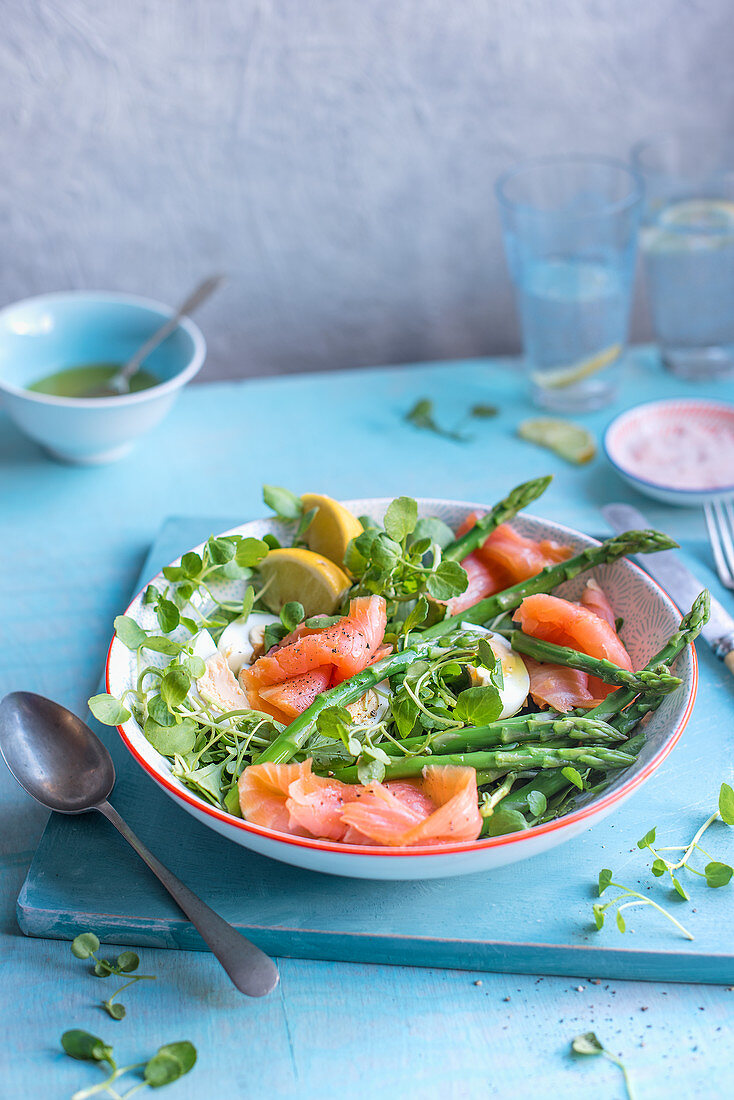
[{"x1": 608, "y1": 529, "x2": 679, "y2": 556}]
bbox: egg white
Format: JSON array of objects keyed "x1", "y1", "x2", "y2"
[
  {"x1": 217, "y1": 612, "x2": 281, "y2": 675},
  {"x1": 459, "y1": 623, "x2": 529, "y2": 720}
]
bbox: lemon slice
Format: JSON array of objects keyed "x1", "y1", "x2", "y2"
[
  {"x1": 301, "y1": 493, "x2": 363, "y2": 568},
  {"x1": 644, "y1": 199, "x2": 734, "y2": 253},
  {"x1": 532, "y1": 343, "x2": 621, "y2": 391},
  {"x1": 258, "y1": 547, "x2": 351, "y2": 616},
  {"x1": 517, "y1": 417, "x2": 596, "y2": 465}
]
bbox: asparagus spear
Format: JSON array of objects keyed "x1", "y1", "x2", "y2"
[
  {"x1": 493, "y1": 595, "x2": 710, "y2": 817},
  {"x1": 442, "y1": 476, "x2": 553, "y2": 562},
  {"x1": 421, "y1": 529, "x2": 679, "y2": 638},
  {"x1": 331, "y1": 744, "x2": 635, "y2": 784},
  {"x1": 509, "y1": 631, "x2": 682, "y2": 695},
  {"x1": 585, "y1": 589, "x2": 710, "y2": 724},
  {"x1": 384, "y1": 713, "x2": 625, "y2": 756}
]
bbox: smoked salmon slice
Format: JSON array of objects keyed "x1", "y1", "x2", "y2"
[
  {"x1": 513, "y1": 592, "x2": 634, "y2": 709},
  {"x1": 521, "y1": 655, "x2": 595, "y2": 712},
  {"x1": 580, "y1": 579, "x2": 617, "y2": 630},
  {"x1": 238, "y1": 761, "x2": 482, "y2": 846},
  {"x1": 241, "y1": 596, "x2": 388, "y2": 722},
  {"x1": 445, "y1": 552, "x2": 504, "y2": 615}
]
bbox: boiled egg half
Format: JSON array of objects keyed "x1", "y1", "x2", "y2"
[{"x1": 459, "y1": 623, "x2": 529, "y2": 720}]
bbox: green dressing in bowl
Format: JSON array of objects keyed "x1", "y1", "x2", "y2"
[{"x1": 27, "y1": 363, "x2": 160, "y2": 397}]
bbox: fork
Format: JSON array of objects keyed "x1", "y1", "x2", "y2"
[{"x1": 704, "y1": 500, "x2": 734, "y2": 590}]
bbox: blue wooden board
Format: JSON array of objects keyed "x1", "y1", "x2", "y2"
[{"x1": 17, "y1": 517, "x2": 734, "y2": 984}]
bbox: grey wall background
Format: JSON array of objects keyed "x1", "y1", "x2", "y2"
[{"x1": 2, "y1": 0, "x2": 732, "y2": 381}]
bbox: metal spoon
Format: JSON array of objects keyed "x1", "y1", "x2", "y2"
[
  {"x1": 0, "y1": 691, "x2": 279, "y2": 997},
  {"x1": 84, "y1": 275, "x2": 225, "y2": 398}
]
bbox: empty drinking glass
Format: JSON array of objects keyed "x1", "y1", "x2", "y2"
[
  {"x1": 496, "y1": 156, "x2": 642, "y2": 411},
  {"x1": 633, "y1": 132, "x2": 734, "y2": 380}
]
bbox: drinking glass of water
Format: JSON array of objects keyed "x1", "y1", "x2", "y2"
[
  {"x1": 496, "y1": 156, "x2": 642, "y2": 411},
  {"x1": 633, "y1": 132, "x2": 734, "y2": 380}
]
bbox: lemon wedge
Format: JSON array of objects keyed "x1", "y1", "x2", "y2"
[
  {"x1": 532, "y1": 343, "x2": 622, "y2": 391},
  {"x1": 301, "y1": 493, "x2": 363, "y2": 569},
  {"x1": 258, "y1": 547, "x2": 351, "y2": 616},
  {"x1": 517, "y1": 417, "x2": 596, "y2": 465}
]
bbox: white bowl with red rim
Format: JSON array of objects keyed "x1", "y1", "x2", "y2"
[
  {"x1": 604, "y1": 398, "x2": 734, "y2": 506},
  {"x1": 106, "y1": 499, "x2": 697, "y2": 880}
]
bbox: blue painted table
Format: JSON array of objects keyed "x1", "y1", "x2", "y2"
[{"x1": 2, "y1": 347, "x2": 733, "y2": 1099}]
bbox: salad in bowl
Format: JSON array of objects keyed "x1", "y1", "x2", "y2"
[{"x1": 98, "y1": 478, "x2": 705, "y2": 879}]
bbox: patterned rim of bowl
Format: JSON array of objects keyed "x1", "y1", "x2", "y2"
[
  {"x1": 107, "y1": 504, "x2": 697, "y2": 859},
  {"x1": 604, "y1": 398, "x2": 734, "y2": 497}
]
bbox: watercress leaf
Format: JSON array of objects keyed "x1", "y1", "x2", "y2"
[
  {"x1": 426, "y1": 560, "x2": 468, "y2": 601},
  {"x1": 454, "y1": 685, "x2": 503, "y2": 727},
  {"x1": 144, "y1": 1052, "x2": 187, "y2": 1088},
  {"x1": 206, "y1": 536, "x2": 236, "y2": 565},
  {"x1": 145, "y1": 698, "x2": 177, "y2": 732},
  {"x1": 719, "y1": 782, "x2": 734, "y2": 826},
  {"x1": 115, "y1": 951, "x2": 139, "y2": 973},
  {"x1": 140, "y1": 636, "x2": 183, "y2": 656},
  {"x1": 344, "y1": 538, "x2": 369, "y2": 575},
  {"x1": 402, "y1": 596, "x2": 429, "y2": 635},
  {"x1": 241, "y1": 586, "x2": 255, "y2": 621},
  {"x1": 263, "y1": 622, "x2": 287, "y2": 652},
  {"x1": 572, "y1": 1032, "x2": 605, "y2": 1056},
  {"x1": 89, "y1": 694, "x2": 131, "y2": 725},
  {"x1": 156, "y1": 1041, "x2": 197, "y2": 1075},
  {"x1": 262, "y1": 533, "x2": 281, "y2": 551},
  {"x1": 592, "y1": 904, "x2": 605, "y2": 930},
  {"x1": 104, "y1": 1002, "x2": 126, "y2": 1020},
  {"x1": 562, "y1": 766, "x2": 584, "y2": 790},
  {"x1": 162, "y1": 564, "x2": 186, "y2": 582},
  {"x1": 651, "y1": 858, "x2": 667, "y2": 877},
  {"x1": 409, "y1": 536, "x2": 432, "y2": 557},
  {"x1": 263, "y1": 485, "x2": 303, "y2": 520},
  {"x1": 144, "y1": 717, "x2": 197, "y2": 756},
  {"x1": 305, "y1": 614, "x2": 342, "y2": 630},
  {"x1": 527, "y1": 790, "x2": 547, "y2": 817},
  {"x1": 180, "y1": 617, "x2": 198, "y2": 635},
  {"x1": 370, "y1": 534, "x2": 401, "y2": 570},
  {"x1": 672, "y1": 876, "x2": 690, "y2": 900},
  {"x1": 61, "y1": 1030, "x2": 114, "y2": 1064},
  {"x1": 114, "y1": 615, "x2": 148, "y2": 650},
  {"x1": 160, "y1": 666, "x2": 192, "y2": 708},
  {"x1": 486, "y1": 808, "x2": 528, "y2": 836},
  {"x1": 143, "y1": 585, "x2": 159, "y2": 605},
  {"x1": 404, "y1": 398, "x2": 466, "y2": 442},
  {"x1": 296, "y1": 506, "x2": 318, "y2": 541},
  {"x1": 224, "y1": 785, "x2": 243, "y2": 817},
  {"x1": 598, "y1": 868, "x2": 613, "y2": 895},
  {"x1": 705, "y1": 861, "x2": 733, "y2": 888},
  {"x1": 181, "y1": 551, "x2": 203, "y2": 577},
  {"x1": 616, "y1": 910, "x2": 626, "y2": 933},
  {"x1": 316, "y1": 706, "x2": 354, "y2": 747},
  {"x1": 411, "y1": 516, "x2": 455, "y2": 549},
  {"x1": 280, "y1": 601, "x2": 305, "y2": 633},
  {"x1": 357, "y1": 756, "x2": 386, "y2": 785},
  {"x1": 637, "y1": 826, "x2": 657, "y2": 849},
  {"x1": 94, "y1": 959, "x2": 114, "y2": 977},
  {"x1": 182, "y1": 655, "x2": 206, "y2": 679},
  {"x1": 236, "y1": 538, "x2": 269, "y2": 568},
  {"x1": 156, "y1": 598, "x2": 180, "y2": 634},
  {"x1": 383, "y1": 496, "x2": 418, "y2": 542},
  {"x1": 71, "y1": 932, "x2": 100, "y2": 959},
  {"x1": 390, "y1": 691, "x2": 418, "y2": 739}
]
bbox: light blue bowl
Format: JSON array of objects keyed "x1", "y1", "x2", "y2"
[{"x1": 0, "y1": 291, "x2": 206, "y2": 463}]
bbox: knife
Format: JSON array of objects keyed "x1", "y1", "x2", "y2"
[{"x1": 602, "y1": 502, "x2": 734, "y2": 679}]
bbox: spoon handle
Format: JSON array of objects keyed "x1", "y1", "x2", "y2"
[{"x1": 96, "y1": 799, "x2": 279, "y2": 997}]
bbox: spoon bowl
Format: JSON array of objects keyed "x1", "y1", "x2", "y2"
[{"x1": 0, "y1": 692, "x2": 115, "y2": 812}]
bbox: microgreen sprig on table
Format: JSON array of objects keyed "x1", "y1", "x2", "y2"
[
  {"x1": 71, "y1": 933, "x2": 156, "y2": 1020},
  {"x1": 571, "y1": 1032, "x2": 635, "y2": 1100},
  {"x1": 62, "y1": 1029, "x2": 196, "y2": 1099},
  {"x1": 404, "y1": 397, "x2": 498, "y2": 442},
  {"x1": 592, "y1": 782, "x2": 734, "y2": 939}
]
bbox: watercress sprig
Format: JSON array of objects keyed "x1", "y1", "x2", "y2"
[
  {"x1": 71, "y1": 933, "x2": 156, "y2": 1020},
  {"x1": 61, "y1": 1030, "x2": 196, "y2": 1098},
  {"x1": 571, "y1": 1032, "x2": 635, "y2": 1100}
]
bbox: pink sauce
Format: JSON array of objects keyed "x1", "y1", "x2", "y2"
[{"x1": 620, "y1": 420, "x2": 734, "y2": 490}]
